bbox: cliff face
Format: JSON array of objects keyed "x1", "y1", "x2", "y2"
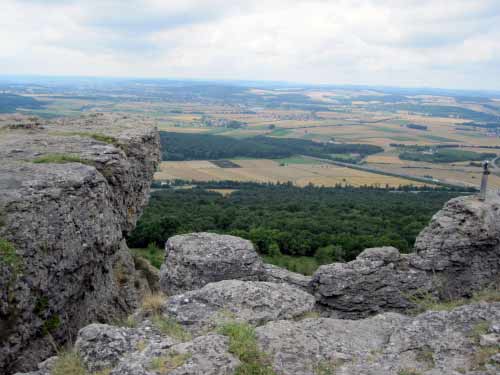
[{"x1": 0, "y1": 114, "x2": 160, "y2": 374}]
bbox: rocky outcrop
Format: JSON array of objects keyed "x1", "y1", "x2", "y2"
[
  {"x1": 21, "y1": 301, "x2": 500, "y2": 375},
  {"x1": 257, "y1": 302, "x2": 500, "y2": 375},
  {"x1": 159, "y1": 233, "x2": 265, "y2": 295},
  {"x1": 311, "y1": 247, "x2": 432, "y2": 318},
  {"x1": 311, "y1": 196, "x2": 500, "y2": 318},
  {"x1": 412, "y1": 195, "x2": 500, "y2": 298},
  {"x1": 164, "y1": 280, "x2": 316, "y2": 333},
  {"x1": 0, "y1": 114, "x2": 160, "y2": 374}
]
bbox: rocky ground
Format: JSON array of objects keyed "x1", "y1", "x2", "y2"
[{"x1": 18, "y1": 194, "x2": 500, "y2": 374}]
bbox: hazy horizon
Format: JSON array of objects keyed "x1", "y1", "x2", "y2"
[{"x1": 2, "y1": 0, "x2": 500, "y2": 91}]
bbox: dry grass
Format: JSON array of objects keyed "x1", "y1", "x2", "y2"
[{"x1": 142, "y1": 293, "x2": 165, "y2": 315}]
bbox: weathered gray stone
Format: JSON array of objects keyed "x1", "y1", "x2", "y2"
[
  {"x1": 159, "y1": 233, "x2": 264, "y2": 295},
  {"x1": 312, "y1": 196, "x2": 500, "y2": 318},
  {"x1": 0, "y1": 114, "x2": 160, "y2": 374},
  {"x1": 260, "y1": 263, "x2": 312, "y2": 292},
  {"x1": 257, "y1": 302, "x2": 500, "y2": 375},
  {"x1": 164, "y1": 280, "x2": 316, "y2": 333},
  {"x1": 311, "y1": 248, "x2": 432, "y2": 318},
  {"x1": 412, "y1": 195, "x2": 500, "y2": 299}
]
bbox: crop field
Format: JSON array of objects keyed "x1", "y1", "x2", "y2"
[
  {"x1": 8, "y1": 80, "x2": 499, "y2": 191},
  {"x1": 155, "y1": 159, "x2": 430, "y2": 188}
]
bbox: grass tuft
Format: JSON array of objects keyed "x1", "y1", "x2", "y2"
[
  {"x1": 32, "y1": 154, "x2": 95, "y2": 166},
  {"x1": 51, "y1": 351, "x2": 87, "y2": 375},
  {"x1": 219, "y1": 322, "x2": 276, "y2": 375},
  {"x1": 50, "y1": 131, "x2": 120, "y2": 147},
  {"x1": 152, "y1": 315, "x2": 191, "y2": 342},
  {"x1": 0, "y1": 238, "x2": 21, "y2": 272},
  {"x1": 142, "y1": 293, "x2": 165, "y2": 315}
]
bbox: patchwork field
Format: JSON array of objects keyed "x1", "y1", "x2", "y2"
[{"x1": 155, "y1": 159, "x2": 431, "y2": 188}]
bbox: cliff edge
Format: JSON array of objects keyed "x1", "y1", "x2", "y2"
[{"x1": 0, "y1": 114, "x2": 160, "y2": 374}]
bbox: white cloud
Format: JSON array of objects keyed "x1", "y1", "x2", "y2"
[{"x1": 1, "y1": 0, "x2": 500, "y2": 90}]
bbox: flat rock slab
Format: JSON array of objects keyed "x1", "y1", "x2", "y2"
[
  {"x1": 164, "y1": 280, "x2": 316, "y2": 333},
  {"x1": 160, "y1": 233, "x2": 264, "y2": 295},
  {"x1": 256, "y1": 302, "x2": 500, "y2": 375}
]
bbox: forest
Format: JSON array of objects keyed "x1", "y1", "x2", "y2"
[
  {"x1": 128, "y1": 182, "x2": 465, "y2": 274},
  {"x1": 159, "y1": 132, "x2": 383, "y2": 161},
  {"x1": 399, "y1": 148, "x2": 496, "y2": 163}
]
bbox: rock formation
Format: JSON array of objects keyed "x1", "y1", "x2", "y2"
[
  {"x1": 164, "y1": 280, "x2": 315, "y2": 333},
  {"x1": 159, "y1": 233, "x2": 265, "y2": 295},
  {"x1": 0, "y1": 114, "x2": 160, "y2": 374},
  {"x1": 311, "y1": 195, "x2": 500, "y2": 318}
]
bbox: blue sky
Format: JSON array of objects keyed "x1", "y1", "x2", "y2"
[{"x1": 1, "y1": 0, "x2": 500, "y2": 90}]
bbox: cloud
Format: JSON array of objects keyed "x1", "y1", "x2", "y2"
[{"x1": 1, "y1": 0, "x2": 500, "y2": 90}]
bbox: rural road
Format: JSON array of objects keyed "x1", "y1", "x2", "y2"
[{"x1": 301, "y1": 155, "x2": 473, "y2": 190}]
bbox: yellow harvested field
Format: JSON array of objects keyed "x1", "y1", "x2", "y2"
[
  {"x1": 365, "y1": 154, "x2": 406, "y2": 164},
  {"x1": 155, "y1": 159, "x2": 429, "y2": 188}
]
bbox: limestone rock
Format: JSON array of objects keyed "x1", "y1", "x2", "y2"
[
  {"x1": 159, "y1": 233, "x2": 264, "y2": 295},
  {"x1": 311, "y1": 247, "x2": 432, "y2": 318},
  {"x1": 164, "y1": 280, "x2": 316, "y2": 333},
  {"x1": 312, "y1": 196, "x2": 500, "y2": 318},
  {"x1": 412, "y1": 195, "x2": 500, "y2": 298},
  {"x1": 256, "y1": 302, "x2": 500, "y2": 375},
  {"x1": 260, "y1": 263, "x2": 312, "y2": 292},
  {"x1": 0, "y1": 114, "x2": 160, "y2": 374}
]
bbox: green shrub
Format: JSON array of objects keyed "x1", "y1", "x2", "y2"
[
  {"x1": 131, "y1": 243, "x2": 164, "y2": 269},
  {"x1": 219, "y1": 322, "x2": 275, "y2": 375}
]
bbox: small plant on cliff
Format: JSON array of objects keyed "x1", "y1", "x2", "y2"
[
  {"x1": 51, "y1": 351, "x2": 87, "y2": 375},
  {"x1": 32, "y1": 153, "x2": 95, "y2": 166},
  {"x1": 0, "y1": 237, "x2": 21, "y2": 272},
  {"x1": 142, "y1": 293, "x2": 165, "y2": 315},
  {"x1": 219, "y1": 322, "x2": 276, "y2": 375},
  {"x1": 50, "y1": 131, "x2": 120, "y2": 148}
]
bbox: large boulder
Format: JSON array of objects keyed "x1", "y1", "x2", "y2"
[
  {"x1": 164, "y1": 280, "x2": 316, "y2": 333},
  {"x1": 412, "y1": 195, "x2": 500, "y2": 297},
  {"x1": 0, "y1": 114, "x2": 160, "y2": 374},
  {"x1": 256, "y1": 302, "x2": 500, "y2": 375},
  {"x1": 159, "y1": 233, "x2": 264, "y2": 295},
  {"x1": 312, "y1": 196, "x2": 500, "y2": 318},
  {"x1": 311, "y1": 247, "x2": 432, "y2": 318}
]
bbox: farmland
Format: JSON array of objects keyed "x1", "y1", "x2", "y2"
[
  {"x1": 155, "y1": 158, "x2": 432, "y2": 188},
  {"x1": 1, "y1": 77, "x2": 499, "y2": 191}
]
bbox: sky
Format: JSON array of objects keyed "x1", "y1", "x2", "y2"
[{"x1": 1, "y1": 0, "x2": 500, "y2": 90}]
